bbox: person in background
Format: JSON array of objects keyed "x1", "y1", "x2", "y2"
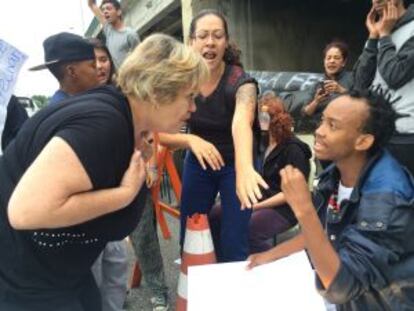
[
  {"x1": 303, "y1": 40, "x2": 353, "y2": 170},
  {"x1": 91, "y1": 39, "x2": 116, "y2": 85},
  {"x1": 249, "y1": 94, "x2": 311, "y2": 254},
  {"x1": 0, "y1": 33, "x2": 208, "y2": 311},
  {"x1": 160, "y1": 9, "x2": 267, "y2": 262},
  {"x1": 89, "y1": 38, "x2": 170, "y2": 311},
  {"x1": 353, "y1": 0, "x2": 414, "y2": 175},
  {"x1": 248, "y1": 89, "x2": 414, "y2": 310},
  {"x1": 302, "y1": 40, "x2": 353, "y2": 120},
  {"x1": 87, "y1": 38, "x2": 130, "y2": 311},
  {"x1": 29, "y1": 32, "x2": 99, "y2": 105},
  {"x1": 256, "y1": 90, "x2": 273, "y2": 166},
  {"x1": 1, "y1": 95, "x2": 28, "y2": 151},
  {"x1": 257, "y1": 90, "x2": 273, "y2": 132},
  {"x1": 128, "y1": 183, "x2": 171, "y2": 311},
  {"x1": 87, "y1": 0, "x2": 140, "y2": 69}
]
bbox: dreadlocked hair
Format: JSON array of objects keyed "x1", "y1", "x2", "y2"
[{"x1": 349, "y1": 86, "x2": 398, "y2": 154}]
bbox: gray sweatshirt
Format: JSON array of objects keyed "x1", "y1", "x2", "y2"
[{"x1": 353, "y1": 5, "x2": 414, "y2": 134}]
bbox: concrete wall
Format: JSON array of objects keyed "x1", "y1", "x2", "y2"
[
  {"x1": 245, "y1": 0, "x2": 371, "y2": 72},
  {"x1": 125, "y1": 0, "x2": 180, "y2": 35},
  {"x1": 88, "y1": 0, "x2": 373, "y2": 73}
]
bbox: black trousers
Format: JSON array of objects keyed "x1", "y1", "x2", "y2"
[{"x1": 0, "y1": 273, "x2": 102, "y2": 311}]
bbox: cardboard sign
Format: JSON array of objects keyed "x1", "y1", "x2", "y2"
[
  {"x1": 0, "y1": 39, "x2": 27, "y2": 150},
  {"x1": 188, "y1": 251, "x2": 326, "y2": 311}
]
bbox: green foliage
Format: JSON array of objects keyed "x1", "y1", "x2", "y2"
[{"x1": 31, "y1": 95, "x2": 49, "y2": 109}]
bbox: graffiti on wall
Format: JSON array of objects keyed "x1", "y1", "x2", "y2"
[
  {"x1": 249, "y1": 71, "x2": 323, "y2": 93},
  {"x1": 248, "y1": 71, "x2": 324, "y2": 133}
]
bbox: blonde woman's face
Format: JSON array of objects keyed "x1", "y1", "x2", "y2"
[
  {"x1": 152, "y1": 87, "x2": 197, "y2": 133},
  {"x1": 190, "y1": 14, "x2": 228, "y2": 72}
]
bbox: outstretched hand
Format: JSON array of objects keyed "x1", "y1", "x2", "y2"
[
  {"x1": 188, "y1": 135, "x2": 225, "y2": 170},
  {"x1": 246, "y1": 251, "x2": 275, "y2": 270},
  {"x1": 237, "y1": 166, "x2": 269, "y2": 209}
]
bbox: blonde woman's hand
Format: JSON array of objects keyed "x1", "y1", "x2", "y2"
[
  {"x1": 120, "y1": 150, "x2": 147, "y2": 206},
  {"x1": 188, "y1": 135, "x2": 225, "y2": 170},
  {"x1": 237, "y1": 166, "x2": 268, "y2": 209}
]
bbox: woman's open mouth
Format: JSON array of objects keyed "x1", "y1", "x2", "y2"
[{"x1": 202, "y1": 51, "x2": 217, "y2": 61}]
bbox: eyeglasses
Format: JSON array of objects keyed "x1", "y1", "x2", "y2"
[{"x1": 193, "y1": 30, "x2": 226, "y2": 41}]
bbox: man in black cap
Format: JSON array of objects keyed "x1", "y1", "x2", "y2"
[{"x1": 30, "y1": 32, "x2": 99, "y2": 105}]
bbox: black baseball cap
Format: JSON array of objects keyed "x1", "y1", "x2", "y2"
[{"x1": 29, "y1": 32, "x2": 95, "y2": 71}]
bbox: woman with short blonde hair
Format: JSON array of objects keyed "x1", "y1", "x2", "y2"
[
  {"x1": 0, "y1": 33, "x2": 207, "y2": 310},
  {"x1": 119, "y1": 33, "x2": 209, "y2": 107}
]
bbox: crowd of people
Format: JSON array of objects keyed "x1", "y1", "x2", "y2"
[{"x1": 0, "y1": 0, "x2": 413, "y2": 310}]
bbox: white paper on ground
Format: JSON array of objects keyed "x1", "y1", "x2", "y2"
[{"x1": 187, "y1": 251, "x2": 326, "y2": 311}]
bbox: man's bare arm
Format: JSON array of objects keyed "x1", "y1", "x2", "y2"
[{"x1": 87, "y1": 0, "x2": 106, "y2": 25}]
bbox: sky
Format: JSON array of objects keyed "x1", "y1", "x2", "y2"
[{"x1": 1, "y1": 0, "x2": 95, "y2": 97}]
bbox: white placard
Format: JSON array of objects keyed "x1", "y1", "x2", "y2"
[
  {"x1": 0, "y1": 39, "x2": 28, "y2": 150},
  {"x1": 188, "y1": 251, "x2": 326, "y2": 311}
]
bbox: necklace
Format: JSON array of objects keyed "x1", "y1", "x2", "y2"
[
  {"x1": 139, "y1": 131, "x2": 154, "y2": 162},
  {"x1": 327, "y1": 188, "x2": 340, "y2": 213}
]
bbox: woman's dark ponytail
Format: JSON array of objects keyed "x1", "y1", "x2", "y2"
[{"x1": 224, "y1": 41, "x2": 243, "y2": 67}]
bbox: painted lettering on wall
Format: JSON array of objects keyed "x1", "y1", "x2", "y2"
[{"x1": 249, "y1": 71, "x2": 323, "y2": 93}]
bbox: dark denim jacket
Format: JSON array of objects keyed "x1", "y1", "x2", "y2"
[{"x1": 313, "y1": 150, "x2": 414, "y2": 311}]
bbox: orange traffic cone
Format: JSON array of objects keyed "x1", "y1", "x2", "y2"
[{"x1": 176, "y1": 213, "x2": 216, "y2": 311}]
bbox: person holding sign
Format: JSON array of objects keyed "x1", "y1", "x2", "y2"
[{"x1": 248, "y1": 89, "x2": 414, "y2": 310}]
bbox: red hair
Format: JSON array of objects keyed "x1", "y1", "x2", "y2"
[{"x1": 266, "y1": 98, "x2": 293, "y2": 144}]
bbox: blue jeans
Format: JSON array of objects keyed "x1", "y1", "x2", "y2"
[{"x1": 180, "y1": 152, "x2": 251, "y2": 262}]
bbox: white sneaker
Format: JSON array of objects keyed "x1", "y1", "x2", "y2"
[{"x1": 150, "y1": 295, "x2": 169, "y2": 311}]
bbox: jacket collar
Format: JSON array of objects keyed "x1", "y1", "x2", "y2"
[{"x1": 317, "y1": 150, "x2": 384, "y2": 203}]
